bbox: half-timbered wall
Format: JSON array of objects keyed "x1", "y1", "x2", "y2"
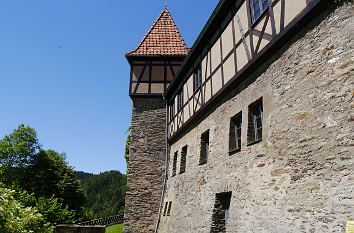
[
  {"x1": 168, "y1": 0, "x2": 318, "y2": 138},
  {"x1": 130, "y1": 60, "x2": 183, "y2": 96},
  {"x1": 158, "y1": 3, "x2": 354, "y2": 232}
]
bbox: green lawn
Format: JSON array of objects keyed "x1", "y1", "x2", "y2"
[{"x1": 106, "y1": 224, "x2": 123, "y2": 233}]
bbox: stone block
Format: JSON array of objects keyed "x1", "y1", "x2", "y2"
[{"x1": 54, "y1": 225, "x2": 105, "y2": 233}]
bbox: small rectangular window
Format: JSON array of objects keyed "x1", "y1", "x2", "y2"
[
  {"x1": 167, "y1": 201, "x2": 172, "y2": 216},
  {"x1": 210, "y1": 192, "x2": 232, "y2": 233},
  {"x1": 248, "y1": 98, "x2": 263, "y2": 144},
  {"x1": 179, "y1": 146, "x2": 187, "y2": 174},
  {"x1": 166, "y1": 153, "x2": 170, "y2": 180},
  {"x1": 193, "y1": 66, "x2": 202, "y2": 92},
  {"x1": 200, "y1": 130, "x2": 210, "y2": 165},
  {"x1": 177, "y1": 91, "x2": 183, "y2": 111},
  {"x1": 169, "y1": 102, "x2": 175, "y2": 122},
  {"x1": 172, "y1": 152, "x2": 177, "y2": 177},
  {"x1": 163, "y1": 202, "x2": 168, "y2": 216},
  {"x1": 229, "y1": 112, "x2": 242, "y2": 153},
  {"x1": 250, "y1": 0, "x2": 269, "y2": 23}
]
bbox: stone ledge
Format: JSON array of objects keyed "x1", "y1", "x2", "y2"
[{"x1": 55, "y1": 224, "x2": 105, "y2": 233}]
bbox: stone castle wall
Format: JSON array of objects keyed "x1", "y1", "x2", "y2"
[
  {"x1": 124, "y1": 98, "x2": 166, "y2": 233},
  {"x1": 158, "y1": 4, "x2": 353, "y2": 233}
]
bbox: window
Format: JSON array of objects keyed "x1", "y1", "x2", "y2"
[
  {"x1": 229, "y1": 112, "x2": 242, "y2": 153},
  {"x1": 167, "y1": 201, "x2": 172, "y2": 216},
  {"x1": 166, "y1": 153, "x2": 170, "y2": 180},
  {"x1": 200, "y1": 130, "x2": 210, "y2": 165},
  {"x1": 179, "y1": 146, "x2": 187, "y2": 174},
  {"x1": 177, "y1": 90, "x2": 183, "y2": 111},
  {"x1": 210, "y1": 192, "x2": 232, "y2": 233},
  {"x1": 163, "y1": 202, "x2": 168, "y2": 216},
  {"x1": 172, "y1": 152, "x2": 177, "y2": 177},
  {"x1": 250, "y1": 0, "x2": 269, "y2": 23},
  {"x1": 169, "y1": 102, "x2": 175, "y2": 122},
  {"x1": 193, "y1": 66, "x2": 202, "y2": 92},
  {"x1": 248, "y1": 98, "x2": 263, "y2": 144}
]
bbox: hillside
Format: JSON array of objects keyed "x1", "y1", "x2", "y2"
[{"x1": 75, "y1": 170, "x2": 126, "y2": 218}]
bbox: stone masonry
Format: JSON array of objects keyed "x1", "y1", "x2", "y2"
[
  {"x1": 159, "y1": 4, "x2": 354, "y2": 233},
  {"x1": 124, "y1": 98, "x2": 166, "y2": 233},
  {"x1": 55, "y1": 225, "x2": 105, "y2": 233}
]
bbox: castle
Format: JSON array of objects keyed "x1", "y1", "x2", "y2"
[{"x1": 124, "y1": 0, "x2": 354, "y2": 232}]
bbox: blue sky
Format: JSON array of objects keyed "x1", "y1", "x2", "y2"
[{"x1": 0, "y1": 0, "x2": 219, "y2": 174}]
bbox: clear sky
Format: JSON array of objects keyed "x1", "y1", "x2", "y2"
[{"x1": 0, "y1": 0, "x2": 219, "y2": 174}]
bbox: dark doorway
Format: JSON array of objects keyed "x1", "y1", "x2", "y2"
[{"x1": 210, "y1": 192, "x2": 232, "y2": 233}]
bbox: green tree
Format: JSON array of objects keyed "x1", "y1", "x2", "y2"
[
  {"x1": 0, "y1": 125, "x2": 89, "y2": 225},
  {"x1": 75, "y1": 171, "x2": 126, "y2": 218},
  {"x1": 0, "y1": 124, "x2": 40, "y2": 168},
  {"x1": 0, "y1": 124, "x2": 41, "y2": 186},
  {"x1": 35, "y1": 196, "x2": 75, "y2": 225},
  {"x1": 23, "y1": 150, "x2": 86, "y2": 213},
  {"x1": 11, "y1": 187, "x2": 76, "y2": 225}
]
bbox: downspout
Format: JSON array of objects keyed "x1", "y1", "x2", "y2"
[{"x1": 154, "y1": 97, "x2": 169, "y2": 233}]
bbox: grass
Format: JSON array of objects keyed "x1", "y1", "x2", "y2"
[{"x1": 106, "y1": 223, "x2": 123, "y2": 233}]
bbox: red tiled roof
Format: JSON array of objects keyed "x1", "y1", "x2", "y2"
[{"x1": 127, "y1": 8, "x2": 189, "y2": 56}]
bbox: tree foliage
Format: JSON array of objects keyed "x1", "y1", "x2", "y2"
[
  {"x1": 124, "y1": 127, "x2": 131, "y2": 168},
  {"x1": 35, "y1": 196, "x2": 76, "y2": 225},
  {"x1": 0, "y1": 124, "x2": 40, "y2": 168},
  {"x1": 0, "y1": 124, "x2": 126, "y2": 230},
  {"x1": 0, "y1": 124, "x2": 90, "y2": 230},
  {"x1": 22, "y1": 150, "x2": 86, "y2": 212},
  {"x1": 0, "y1": 184, "x2": 53, "y2": 233},
  {"x1": 75, "y1": 171, "x2": 126, "y2": 218}
]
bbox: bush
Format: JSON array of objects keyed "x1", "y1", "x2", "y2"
[
  {"x1": 0, "y1": 185, "x2": 53, "y2": 233},
  {"x1": 36, "y1": 196, "x2": 76, "y2": 225}
]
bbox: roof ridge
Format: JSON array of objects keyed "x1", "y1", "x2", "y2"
[
  {"x1": 165, "y1": 9, "x2": 189, "y2": 52},
  {"x1": 128, "y1": 9, "x2": 168, "y2": 54}
]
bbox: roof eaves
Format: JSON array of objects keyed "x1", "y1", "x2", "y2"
[{"x1": 164, "y1": 0, "x2": 236, "y2": 99}]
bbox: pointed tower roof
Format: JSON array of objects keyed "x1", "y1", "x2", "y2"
[{"x1": 127, "y1": 8, "x2": 189, "y2": 57}]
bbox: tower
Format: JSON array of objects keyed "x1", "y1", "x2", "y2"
[{"x1": 124, "y1": 8, "x2": 188, "y2": 233}]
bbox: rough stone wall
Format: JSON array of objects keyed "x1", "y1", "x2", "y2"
[
  {"x1": 124, "y1": 98, "x2": 166, "y2": 233},
  {"x1": 158, "y1": 4, "x2": 354, "y2": 233}
]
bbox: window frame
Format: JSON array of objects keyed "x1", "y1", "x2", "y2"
[
  {"x1": 250, "y1": 0, "x2": 270, "y2": 24},
  {"x1": 253, "y1": 104, "x2": 263, "y2": 141},
  {"x1": 172, "y1": 151, "x2": 178, "y2": 177},
  {"x1": 193, "y1": 66, "x2": 202, "y2": 93},
  {"x1": 220, "y1": 193, "x2": 232, "y2": 226},
  {"x1": 179, "y1": 145, "x2": 187, "y2": 174},
  {"x1": 167, "y1": 201, "x2": 172, "y2": 216},
  {"x1": 177, "y1": 90, "x2": 183, "y2": 111},
  {"x1": 169, "y1": 102, "x2": 175, "y2": 122},
  {"x1": 199, "y1": 130, "x2": 210, "y2": 165},
  {"x1": 247, "y1": 98, "x2": 263, "y2": 145},
  {"x1": 163, "y1": 202, "x2": 168, "y2": 216},
  {"x1": 229, "y1": 112, "x2": 242, "y2": 154}
]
